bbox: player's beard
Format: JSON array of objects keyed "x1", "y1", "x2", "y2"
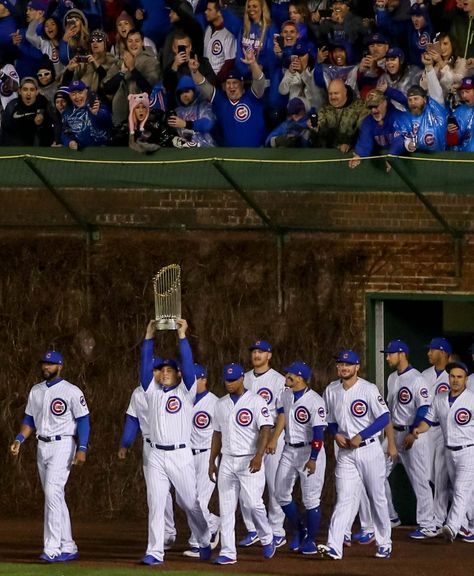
[{"x1": 42, "y1": 366, "x2": 60, "y2": 381}]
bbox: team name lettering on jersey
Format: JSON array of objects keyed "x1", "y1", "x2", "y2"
[
  {"x1": 351, "y1": 400, "x2": 368, "y2": 417},
  {"x1": 236, "y1": 408, "x2": 253, "y2": 426},
  {"x1": 166, "y1": 396, "x2": 182, "y2": 414},
  {"x1": 398, "y1": 387, "x2": 412, "y2": 404},
  {"x1": 294, "y1": 406, "x2": 310, "y2": 424},
  {"x1": 51, "y1": 398, "x2": 67, "y2": 416},
  {"x1": 454, "y1": 408, "x2": 471, "y2": 426},
  {"x1": 257, "y1": 387, "x2": 273, "y2": 404},
  {"x1": 194, "y1": 410, "x2": 211, "y2": 429}
]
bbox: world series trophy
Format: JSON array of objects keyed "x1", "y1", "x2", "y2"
[{"x1": 152, "y1": 264, "x2": 182, "y2": 330}]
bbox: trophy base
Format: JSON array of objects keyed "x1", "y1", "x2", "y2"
[{"x1": 156, "y1": 318, "x2": 178, "y2": 331}]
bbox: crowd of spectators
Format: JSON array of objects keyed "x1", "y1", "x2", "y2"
[{"x1": 1, "y1": 0, "x2": 474, "y2": 157}]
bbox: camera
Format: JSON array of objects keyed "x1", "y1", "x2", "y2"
[
  {"x1": 166, "y1": 109, "x2": 177, "y2": 119},
  {"x1": 274, "y1": 34, "x2": 284, "y2": 49},
  {"x1": 76, "y1": 54, "x2": 89, "y2": 63}
]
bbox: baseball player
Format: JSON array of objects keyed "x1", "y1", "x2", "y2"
[
  {"x1": 382, "y1": 339, "x2": 437, "y2": 538},
  {"x1": 412, "y1": 361, "x2": 474, "y2": 542},
  {"x1": 10, "y1": 350, "x2": 90, "y2": 563},
  {"x1": 239, "y1": 340, "x2": 286, "y2": 548},
  {"x1": 268, "y1": 361, "x2": 327, "y2": 554},
  {"x1": 139, "y1": 319, "x2": 211, "y2": 565},
  {"x1": 318, "y1": 350, "x2": 392, "y2": 560},
  {"x1": 467, "y1": 343, "x2": 474, "y2": 390},
  {"x1": 422, "y1": 337, "x2": 452, "y2": 531},
  {"x1": 181, "y1": 363, "x2": 220, "y2": 557},
  {"x1": 209, "y1": 363, "x2": 276, "y2": 565},
  {"x1": 118, "y1": 373, "x2": 177, "y2": 551}
]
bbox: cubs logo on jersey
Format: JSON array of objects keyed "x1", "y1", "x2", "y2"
[
  {"x1": 454, "y1": 408, "x2": 471, "y2": 426},
  {"x1": 351, "y1": 400, "x2": 368, "y2": 417},
  {"x1": 436, "y1": 382, "x2": 450, "y2": 395},
  {"x1": 236, "y1": 408, "x2": 253, "y2": 426},
  {"x1": 50, "y1": 398, "x2": 67, "y2": 416},
  {"x1": 234, "y1": 104, "x2": 251, "y2": 123},
  {"x1": 377, "y1": 395, "x2": 386, "y2": 405},
  {"x1": 194, "y1": 411, "x2": 211, "y2": 429},
  {"x1": 261, "y1": 406, "x2": 270, "y2": 418},
  {"x1": 420, "y1": 387, "x2": 429, "y2": 399},
  {"x1": 80, "y1": 395, "x2": 86, "y2": 406},
  {"x1": 211, "y1": 39, "x2": 223, "y2": 56},
  {"x1": 398, "y1": 387, "x2": 413, "y2": 404},
  {"x1": 294, "y1": 406, "x2": 310, "y2": 424},
  {"x1": 318, "y1": 406, "x2": 326, "y2": 419},
  {"x1": 424, "y1": 133, "x2": 435, "y2": 146},
  {"x1": 257, "y1": 387, "x2": 273, "y2": 404},
  {"x1": 166, "y1": 396, "x2": 182, "y2": 414}
]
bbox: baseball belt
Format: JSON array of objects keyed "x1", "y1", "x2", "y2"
[
  {"x1": 146, "y1": 439, "x2": 186, "y2": 451},
  {"x1": 286, "y1": 441, "x2": 311, "y2": 448},
  {"x1": 393, "y1": 425, "x2": 410, "y2": 432},
  {"x1": 192, "y1": 448, "x2": 209, "y2": 455},
  {"x1": 358, "y1": 438, "x2": 376, "y2": 448},
  {"x1": 37, "y1": 435, "x2": 63, "y2": 442},
  {"x1": 446, "y1": 444, "x2": 474, "y2": 452}
]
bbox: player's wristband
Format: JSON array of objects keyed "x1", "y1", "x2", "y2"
[
  {"x1": 78, "y1": 445, "x2": 88, "y2": 452},
  {"x1": 15, "y1": 434, "x2": 25, "y2": 444},
  {"x1": 310, "y1": 439, "x2": 323, "y2": 460}
]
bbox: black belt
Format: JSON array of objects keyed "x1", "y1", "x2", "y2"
[
  {"x1": 393, "y1": 425, "x2": 410, "y2": 432},
  {"x1": 192, "y1": 448, "x2": 209, "y2": 455},
  {"x1": 447, "y1": 444, "x2": 474, "y2": 452},
  {"x1": 358, "y1": 438, "x2": 376, "y2": 448},
  {"x1": 286, "y1": 442, "x2": 310, "y2": 448},
  {"x1": 146, "y1": 439, "x2": 186, "y2": 451},
  {"x1": 37, "y1": 435, "x2": 63, "y2": 442}
]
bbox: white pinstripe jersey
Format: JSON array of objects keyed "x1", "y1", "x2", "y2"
[
  {"x1": 324, "y1": 377, "x2": 389, "y2": 439},
  {"x1": 386, "y1": 367, "x2": 431, "y2": 426},
  {"x1": 191, "y1": 390, "x2": 218, "y2": 449},
  {"x1": 204, "y1": 26, "x2": 237, "y2": 76},
  {"x1": 422, "y1": 366, "x2": 450, "y2": 396},
  {"x1": 126, "y1": 385, "x2": 149, "y2": 438},
  {"x1": 145, "y1": 379, "x2": 196, "y2": 445},
  {"x1": 278, "y1": 387, "x2": 327, "y2": 444},
  {"x1": 244, "y1": 367, "x2": 286, "y2": 422},
  {"x1": 466, "y1": 373, "x2": 474, "y2": 390},
  {"x1": 426, "y1": 388, "x2": 474, "y2": 446},
  {"x1": 25, "y1": 379, "x2": 89, "y2": 436},
  {"x1": 214, "y1": 390, "x2": 273, "y2": 456}
]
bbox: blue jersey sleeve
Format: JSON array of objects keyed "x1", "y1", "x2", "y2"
[{"x1": 76, "y1": 414, "x2": 90, "y2": 452}]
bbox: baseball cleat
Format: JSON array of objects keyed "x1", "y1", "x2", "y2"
[
  {"x1": 238, "y1": 531, "x2": 259, "y2": 547},
  {"x1": 199, "y1": 544, "x2": 212, "y2": 561},
  {"x1": 461, "y1": 533, "x2": 474, "y2": 543},
  {"x1": 352, "y1": 530, "x2": 368, "y2": 541},
  {"x1": 375, "y1": 546, "x2": 392, "y2": 559},
  {"x1": 343, "y1": 535, "x2": 352, "y2": 547},
  {"x1": 358, "y1": 531, "x2": 376, "y2": 545},
  {"x1": 59, "y1": 552, "x2": 79, "y2": 562},
  {"x1": 210, "y1": 529, "x2": 220, "y2": 550},
  {"x1": 262, "y1": 542, "x2": 276, "y2": 559},
  {"x1": 442, "y1": 525, "x2": 456, "y2": 543},
  {"x1": 39, "y1": 552, "x2": 62, "y2": 563},
  {"x1": 316, "y1": 544, "x2": 342, "y2": 560},
  {"x1": 164, "y1": 537, "x2": 175, "y2": 551},
  {"x1": 183, "y1": 547, "x2": 200, "y2": 558},
  {"x1": 141, "y1": 554, "x2": 163, "y2": 565},
  {"x1": 300, "y1": 538, "x2": 318, "y2": 555},
  {"x1": 213, "y1": 555, "x2": 237, "y2": 565},
  {"x1": 409, "y1": 527, "x2": 438, "y2": 539},
  {"x1": 391, "y1": 517, "x2": 402, "y2": 528},
  {"x1": 273, "y1": 535, "x2": 287, "y2": 548},
  {"x1": 288, "y1": 529, "x2": 306, "y2": 551}
]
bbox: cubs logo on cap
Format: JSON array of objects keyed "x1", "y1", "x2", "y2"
[
  {"x1": 249, "y1": 340, "x2": 272, "y2": 352},
  {"x1": 426, "y1": 337, "x2": 452, "y2": 354},
  {"x1": 223, "y1": 363, "x2": 244, "y2": 382},
  {"x1": 68, "y1": 80, "x2": 88, "y2": 92},
  {"x1": 41, "y1": 350, "x2": 64, "y2": 365},
  {"x1": 334, "y1": 350, "x2": 360, "y2": 364},
  {"x1": 155, "y1": 358, "x2": 180, "y2": 371},
  {"x1": 381, "y1": 340, "x2": 409, "y2": 354}
]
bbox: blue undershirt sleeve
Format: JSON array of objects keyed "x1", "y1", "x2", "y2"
[
  {"x1": 412, "y1": 405, "x2": 429, "y2": 429},
  {"x1": 359, "y1": 412, "x2": 390, "y2": 441},
  {"x1": 179, "y1": 337, "x2": 195, "y2": 390},
  {"x1": 140, "y1": 338, "x2": 154, "y2": 391},
  {"x1": 328, "y1": 422, "x2": 338, "y2": 436},
  {"x1": 119, "y1": 415, "x2": 140, "y2": 448},
  {"x1": 310, "y1": 425, "x2": 325, "y2": 460},
  {"x1": 76, "y1": 415, "x2": 90, "y2": 452},
  {"x1": 22, "y1": 414, "x2": 35, "y2": 428}
]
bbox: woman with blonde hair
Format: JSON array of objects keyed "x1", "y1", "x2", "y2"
[{"x1": 59, "y1": 9, "x2": 90, "y2": 65}]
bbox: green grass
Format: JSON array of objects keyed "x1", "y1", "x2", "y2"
[{"x1": 0, "y1": 566, "x2": 271, "y2": 576}]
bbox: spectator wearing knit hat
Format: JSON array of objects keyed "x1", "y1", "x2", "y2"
[
  {"x1": 112, "y1": 10, "x2": 157, "y2": 58},
  {"x1": 376, "y1": 46, "x2": 421, "y2": 106},
  {"x1": 59, "y1": 8, "x2": 90, "y2": 65},
  {"x1": 36, "y1": 55, "x2": 59, "y2": 105},
  {"x1": 265, "y1": 97, "x2": 311, "y2": 147},
  {"x1": 407, "y1": 3, "x2": 434, "y2": 68}
]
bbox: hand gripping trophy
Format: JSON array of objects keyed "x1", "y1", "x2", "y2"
[{"x1": 152, "y1": 264, "x2": 182, "y2": 330}]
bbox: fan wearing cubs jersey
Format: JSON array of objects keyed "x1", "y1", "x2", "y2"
[
  {"x1": 118, "y1": 377, "x2": 177, "y2": 551},
  {"x1": 268, "y1": 361, "x2": 327, "y2": 555},
  {"x1": 181, "y1": 363, "x2": 220, "y2": 557},
  {"x1": 422, "y1": 337, "x2": 452, "y2": 531},
  {"x1": 209, "y1": 363, "x2": 276, "y2": 565},
  {"x1": 10, "y1": 350, "x2": 90, "y2": 563},
  {"x1": 412, "y1": 362, "x2": 474, "y2": 543},
  {"x1": 382, "y1": 340, "x2": 437, "y2": 539},
  {"x1": 239, "y1": 340, "x2": 286, "y2": 548},
  {"x1": 139, "y1": 319, "x2": 211, "y2": 566},
  {"x1": 203, "y1": 0, "x2": 237, "y2": 83},
  {"x1": 318, "y1": 350, "x2": 392, "y2": 560}
]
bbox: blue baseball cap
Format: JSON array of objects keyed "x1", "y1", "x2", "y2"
[
  {"x1": 334, "y1": 349, "x2": 360, "y2": 364},
  {"x1": 381, "y1": 340, "x2": 410, "y2": 354},
  {"x1": 284, "y1": 361, "x2": 312, "y2": 381},
  {"x1": 426, "y1": 337, "x2": 452, "y2": 354},
  {"x1": 40, "y1": 350, "x2": 64, "y2": 365},
  {"x1": 194, "y1": 363, "x2": 208, "y2": 379},
  {"x1": 446, "y1": 361, "x2": 469, "y2": 375},
  {"x1": 154, "y1": 358, "x2": 180, "y2": 371},
  {"x1": 152, "y1": 356, "x2": 164, "y2": 369},
  {"x1": 366, "y1": 32, "x2": 388, "y2": 46},
  {"x1": 223, "y1": 363, "x2": 245, "y2": 382},
  {"x1": 68, "y1": 80, "x2": 87, "y2": 92},
  {"x1": 409, "y1": 3, "x2": 428, "y2": 16},
  {"x1": 249, "y1": 340, "x2": 272, "y2": 352},
  {"x1": 385, "y1": 47, "x2": 404, "y2": 61}
]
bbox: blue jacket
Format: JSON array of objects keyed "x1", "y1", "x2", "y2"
[
  {"x1": 354, "y1": 103, "x2": 404, "y2": 157},
  {"x1": 452, "y1": 104, "x2": 474, "y2": 152},
  {"x1": 61, "y1": 102, "x2": 112, "y2": 148}
]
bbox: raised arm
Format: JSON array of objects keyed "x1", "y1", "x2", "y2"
[{"x1": 177, "y1": 319, "x2": 195, "y2": 390}]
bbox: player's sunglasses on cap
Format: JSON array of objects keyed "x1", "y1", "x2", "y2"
[
  {"x1": 334, "y1": 349, "x2": 360, "y2": 364},
  {"x1": 155, "y1": 358, "x2": 180, "y2": 371},
  {"x1": 249, "y1": 340, "x2": 272, "y2": 352},
  {"x1": 426, "y1": 337, "x2": 452, "y2": 354},
  {"x1": 284, "y1": 361, "x2": 311, "y2": 381},
  {"x1": 446, "y1": 361, "x2": 469, "y2": 375},
  {"x1": 381, "y1": 340, "x2": 409, "y2": 354},
  {"x1": 223, "y1": 363, "x2": 244, "y2": 381},
  {"x1": 40, "y1": 350, "x2": 64, "y2": 365}
]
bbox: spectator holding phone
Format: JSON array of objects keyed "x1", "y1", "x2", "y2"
[
  {"x1": 59, "y1": 9, "x2": 90, "y2": 65},
  {"x1": 376, "y1": 46, "x2": 420, "y2": 107},
  {"x1": 279, "y1": 40, "x2": 315, "y2": 111},
  {"x1": 265, "y1": 97, "x2": 311, "y2": 147}
]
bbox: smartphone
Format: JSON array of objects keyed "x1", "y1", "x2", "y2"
[
  {"x1": 310, "y1": 112, "x2": 318, "y2": 128},
  {"x1": 427, "y1": 41, "x2": 441, "y2": 55},
  {"x1": 318, "y1": 9, "x2": 332, "y2": 17},
  {"x1": 177, "y1": 45, "x2": 187, "y2": 54},
  {"x1": 76, "y1": 54, "x2": 89, "y2": 63}
]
